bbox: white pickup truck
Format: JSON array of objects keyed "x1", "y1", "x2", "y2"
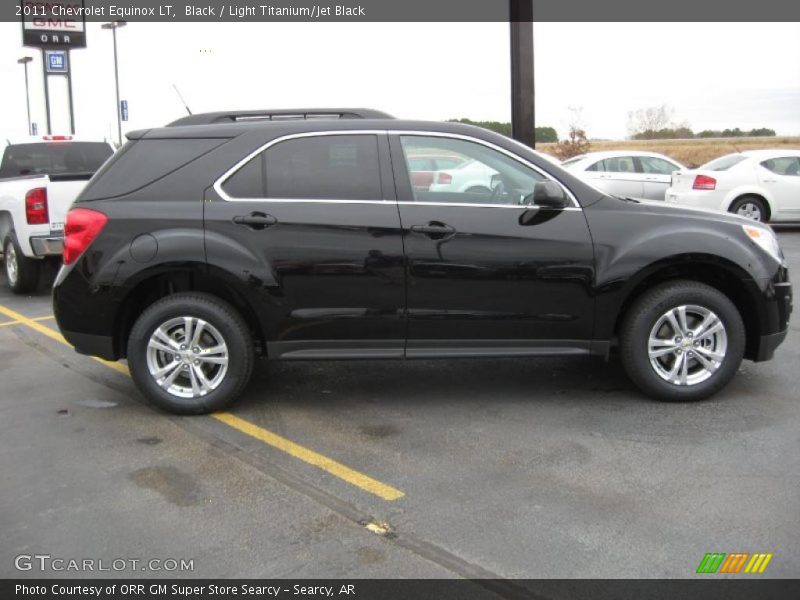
[{"x1": 0, "y1": 136, "x2": 114, "y2": 293}]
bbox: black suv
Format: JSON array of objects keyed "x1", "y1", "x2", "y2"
[{"x1": 53, "y1": 109, "x2": 792, "y2": 414}]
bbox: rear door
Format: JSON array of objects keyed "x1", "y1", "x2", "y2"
[
  {"x1": 204, "y1": 131, "x2": 407, "y2": 358},
  {"x1": 637, "y1": 156, "x2": 682, "y2": 200},
  {"x1": 598, "y1": 155, "x2": 646, "y2": 199},
  {"x1": 390, "y1": 133, "x2": 595, "y2": 356}
]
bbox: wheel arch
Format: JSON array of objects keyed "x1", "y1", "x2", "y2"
[
  {"x1": 609, "y1": 254, "x2": 764, "y2": 360},
  {"x1": 725, "y1": 188, "x2": 774, "y2": 221},
  {"x1": 112, "y1": 263, "x2": 266, "y2": 359}
]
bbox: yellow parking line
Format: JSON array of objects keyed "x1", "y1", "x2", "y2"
[
  {"x1": 0, "y1": 302, "x2": 405, "y2": 501},
  {"x1": 0, "y1": 314, "x2": 55, "y2": 327},
  {"x1": 213, "y1": 412, "x2": 404, "y2": 501}
]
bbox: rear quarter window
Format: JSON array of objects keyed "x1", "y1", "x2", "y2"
[{"x1": 80, "y1": 138, "x2": 227, "y2": 200}]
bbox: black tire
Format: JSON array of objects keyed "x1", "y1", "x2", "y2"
[
  {"x1": 729, "y1": 195, "x2": 768, "y2": 223},
  {"x1": 619, "y1": 280, "x2": 745, "y2": 402},
  {"x1": 3, "y1": 233, "x2": 41, "y2": 294},
  {"x1": 127, "y1": 293, "x2": 254, "y2": 415}
]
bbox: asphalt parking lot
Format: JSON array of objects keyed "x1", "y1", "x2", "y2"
[{"x1": 1, "y1": 228, "x2": 798, "y2": 584}]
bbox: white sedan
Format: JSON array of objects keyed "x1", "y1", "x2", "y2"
[
  {"x1": 665, "y1": 150, "x2": 800, "y2": 223},
  {"x1": 562, "y1": 151, "x2": 684, "y2": 201}
]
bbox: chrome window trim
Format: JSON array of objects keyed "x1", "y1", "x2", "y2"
[
  {"x1": 391, "y1": 130, "x2": 581, "y2": 209},
  {"x1": 213, "y1": 130, "x2": 389, "y2": 203},
  {"x1": 213, "y1": 129, "x2": 581, "y2": 210}
]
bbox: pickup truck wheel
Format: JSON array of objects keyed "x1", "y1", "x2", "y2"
[
  {"x1": 3, "y1": 233, "x2": 41, "y2": 294},
  {"x1": 620, "y1": 280, "x2": 745, "y2": 402},
  {"x1": 127, "y1": 293, "x2": 254, "y2": 415}
]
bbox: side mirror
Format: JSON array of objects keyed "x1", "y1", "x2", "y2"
[{"x1": 532, "y1": 180, "x2": 570, "y2": 208}]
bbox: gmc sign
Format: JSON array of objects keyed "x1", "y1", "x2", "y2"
[{"x1": 21, "y1": 0, "x2": 87, "y2": 48}]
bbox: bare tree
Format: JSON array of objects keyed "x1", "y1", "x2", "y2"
[{"x1": 627, "y1": 105, "x2": 674, "y2": 138}]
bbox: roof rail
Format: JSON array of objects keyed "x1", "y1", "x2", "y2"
[{"x1": 167, "y1": 108, "x2": 394, "y2": 127}]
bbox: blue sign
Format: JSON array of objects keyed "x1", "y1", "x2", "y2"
[
  {"x1": 46, "y1": 51, "x2": 68, "y2": 74},
  {"x1": 31, "y1": 123, "x2": 38, "y2": 136},
  {"x1": 120, "y1": 100, "x2": 129, "y2": 122}
]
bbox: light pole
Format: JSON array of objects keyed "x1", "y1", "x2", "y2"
[
  {"x1": 102, "y1": 20, "x2": 127, "y2": 147},
  {"x1": 17, "y1": 56, "x2": 33, "y2": 136}
]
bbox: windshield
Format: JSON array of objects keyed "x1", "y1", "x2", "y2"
[{"x1": 0, "y1": 142, "x2": 113, "y2": 178}]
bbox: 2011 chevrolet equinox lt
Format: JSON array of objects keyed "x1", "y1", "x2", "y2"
[{"x1": 52, "y1": 109, "x2": 792, "y2": 414}]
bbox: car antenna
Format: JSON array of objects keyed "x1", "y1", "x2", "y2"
[{"x1": 172, "y1": 84, "x2": 193, "y2": 115}]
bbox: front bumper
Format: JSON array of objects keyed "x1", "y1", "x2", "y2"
[
  {"x1": 751, "y1": 280, "x2": 793, "y2": 362},
  {"x1": 29, "y1": 235, "x2": 63, "y2": 257}
]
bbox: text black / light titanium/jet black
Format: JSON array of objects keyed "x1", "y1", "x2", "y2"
[{"x1": 52, "y1": 109, "x2": 792, "y2": 414}]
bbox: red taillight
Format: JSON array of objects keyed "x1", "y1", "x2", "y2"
[
  {"x1": 63, "y1": 208, "x2": 108, "y2": 265},
  {"x1": 692, "y1": 174, "x2": 716, "y2": 190},
  {"x1": 25, "y1": 187, "x2": 49, "y2": 224},
  {"x1": 437, "y1": 172, "x2": 453, "y2": 184},
  {"x1": 43, "y1": 135, "x2": 73, "y2": 141}
]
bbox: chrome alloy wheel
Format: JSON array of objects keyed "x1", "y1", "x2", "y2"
[
  {"x1": 145, "y1": 316, "x2": 229, "y2": 399},
  {"x1": 5, "y1": 241, "x2": 18, "y2": 285},
  {"x1": 647, "y1": 304, "x2": 728, "y2": 386},
  {"x1": 736, "y1": 202, "x2": 763, "y2": 221}
]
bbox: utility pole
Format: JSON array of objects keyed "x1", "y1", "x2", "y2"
[
  {"x1": 102, "y1": 20, "x2": 127, "y2": 147},
  {"x1": 510, "y1": 0, "x2": 535, "y2": 148},
  {"x1": 17, "y1": 56, "x2": 33, "y2": 135}
]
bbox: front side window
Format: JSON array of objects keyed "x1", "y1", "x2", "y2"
[
  {"x1": 222, "y1": 134, "x2": 382, "y2": 200},
  {"x1": 760, "y1": 157, "x2": 800, "y2": 177},
  {"x1": 399, "y1": 136, "x2": 547, "y2": 205}
]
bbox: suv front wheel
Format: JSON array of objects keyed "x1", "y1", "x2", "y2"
[
  {"x1": 127, "y1": 293, "x2": 254, "y2": 414},
  {"x1": 620, "y1": 280, "x2": 745, "y2": 402}
]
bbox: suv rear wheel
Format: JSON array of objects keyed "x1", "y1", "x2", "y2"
[
  {"x1": 620, "y1": 280, "x2": 745, "y2": 402},
  {"x1": 127, "y1": 293, "x2": 254, "y2": 414}
]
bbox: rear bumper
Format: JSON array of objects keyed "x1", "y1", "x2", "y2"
[
  {"x1": 61, "y1": 329, "x2": 117, "y2": 361},
  {"x1": 29, "y1": 235, "x2": 63, "y2": 257}
]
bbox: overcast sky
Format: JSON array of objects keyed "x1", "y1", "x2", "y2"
[{"x1": 1, "y1": 22, "x2": 798, "y2": 143}]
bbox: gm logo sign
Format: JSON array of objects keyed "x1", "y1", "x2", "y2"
[
  {"x1": 46, "y1": 51, "x2": 69, "y2": 74},
  {"x1": 697, "y1": 552, "x2": 773, "y2": 574}
]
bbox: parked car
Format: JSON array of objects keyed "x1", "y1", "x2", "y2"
[
  {"x1": 52, "y1": 109, "x2": 792, "y2": 414},
  {"x1": 428, "y1": 159, "x2": 499, "y2": 196},
  {"x1": 406, "y1": 154, "x2": 466, "y2": 190},
  {"x1": 0, "y1": 136, "x2": 114, "y2": 292},
  {"x1": 562, "y1": 151, "x2": 684, "y2": 201},
  {"x1": 666, "y1": 150, "x2": 800, "y2": 223}
]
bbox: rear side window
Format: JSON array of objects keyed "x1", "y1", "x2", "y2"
[
  {"x1": 222, "y1": 154, "x2": 264, "y2": 198},
  {"x1": 265, "y1": 135, "x2": 381, "y2": 200},
  {"x1": 0, "y1": 142, "x2": 112, "y2": 178},
  {"x1": 80, "y1": 138, "x2": 226, "y2": 200},
  {"x1": 701, "y1": 154, "x2": 747, "y2": 171}
]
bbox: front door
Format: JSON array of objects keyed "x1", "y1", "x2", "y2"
[
  {"x1": 204, "y1": 132, "x2": 407, "y2": 358},
  {"x1": 390, "y1": 134, "x2": 596, "y2": 357}
]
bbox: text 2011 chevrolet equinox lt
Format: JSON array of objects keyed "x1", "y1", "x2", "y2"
[{"x1": 52, "y1": 109, "x2": 792, "y2": 414}]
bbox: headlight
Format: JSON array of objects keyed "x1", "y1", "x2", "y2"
[{"x1": 742, "y1": 225, "x2": 784, "y2": 263}]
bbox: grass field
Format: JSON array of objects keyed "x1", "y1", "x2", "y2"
[{"x1": 537, "y1": 136, "x2": 800, "y2": 168}]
